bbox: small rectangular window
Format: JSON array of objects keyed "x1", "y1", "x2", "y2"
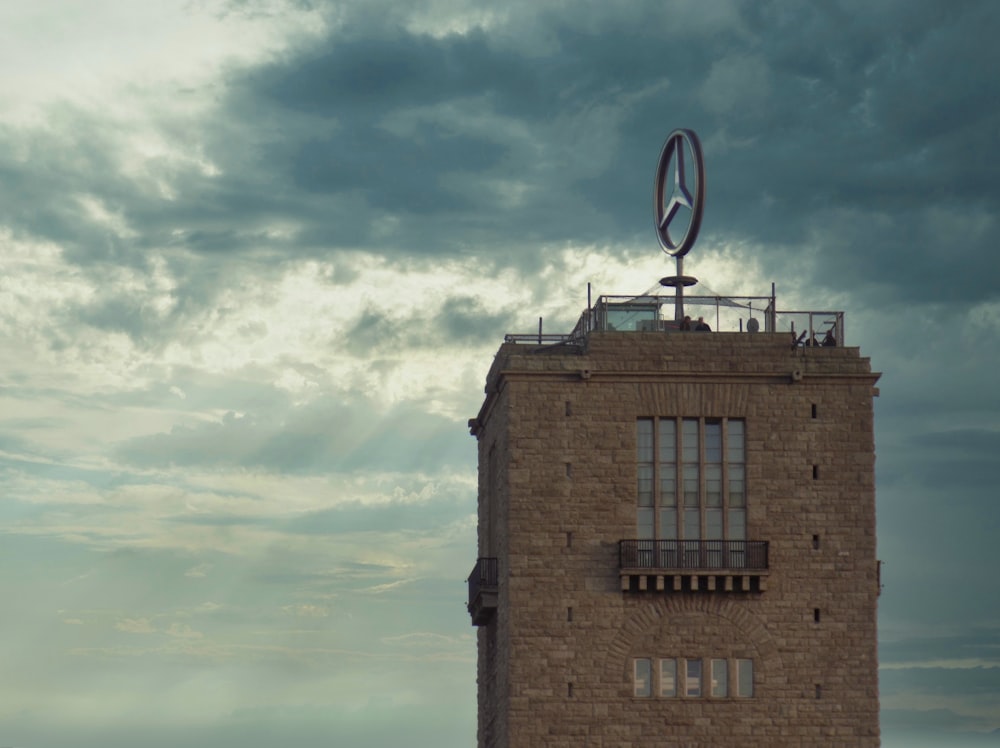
[
  {"x1": 634, "y1": 658, "x2": 652, "y2": 697},
  {"x1": 736, "y1": 659, "x2": 754, "y2": 697},
  {"x1": 685, "y1": 659, "x2": 702, "y2": 697},
  {"x1": 659, "y1": 658, "x2": 677, "y2": 697},
  {"x1": 711, "y1": 659, "x2": 728, "y2": 697}
]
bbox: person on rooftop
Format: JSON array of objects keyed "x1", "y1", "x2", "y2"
[{"x1": 695, "y1": 316, "x2": 711, "y2": 332}]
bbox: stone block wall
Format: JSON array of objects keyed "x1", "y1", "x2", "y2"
[{"x1": 472, "y1": 331, "x2": 881, "y2": 747}]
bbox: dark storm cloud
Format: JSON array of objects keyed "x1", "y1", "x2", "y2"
[
  {"x1": 875, "y1": 427, "x2": 1000, "y2": 624},
  {"x1": 876, "y1": 427, "x2": 1000, "y2": 493},
  {"x1": 4, "y1": 0, "x2": 992, "y2": 319},
  {"x1": 290, "y1": 126, "x2": 503, "y2": 212},
  {"x1": 223, "y1": 0, "x2": 997, "y2": 306},
  {"x1": 256, "y1": 30, "x2": 516, "y2": 116},
  {"x1": 0, "y1": 112, "x2": 128, "y2": 257},
  {"x1": 344, "y1": 295, "x2": 510, "y2": 354}
]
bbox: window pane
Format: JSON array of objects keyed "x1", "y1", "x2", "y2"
[
  {"x1": 683, "y1": 465, "x2": 699, "y2": 506},
  {"x1": 736, "y1": 659, "x2": 753, "y2": 697},
  {"x1": 705, "y1": 421, "x2": 722, "y2": 462},
  {"x1": 685, "y1": 659, "x2": 702, "y2": 697},
  {"x1": 706, "y1": 508, "x2": 722, "y2": 540},
  {"x1": 634, "y1": 658, "x2": 652, "y2": 697},
  {"x1": 706, "y1": 464, "x2": 722, "y2": 507},
  {"x1": 729, "y1": 509, "x2": 746, "y2": 540},
  {"x1": 660, "y1": 465, "x2": 677, "y2": 506},
  {"x1": 637, "y1": 419, "x2": 654, "y2": 459},
  {"x1": 658, "y1": 419, "x2": 676, "y2": 462},
  {"x1": 637, "y1": 465, "x2": 654, "y2": 506},
  {"x1": 711, "y1": 659, "x2": 728, "y2": 697},
  {"x1": 727, "y1": 420, "x2": 745, "y2": 462},
  {"x1": 682, "y1": 419, "x2": 699, "y2": 462},
  {"x1": 659, "y1": 659, "x2": 677, "y2": 697},
  {"x1": 659, "y1": 508, "x2": 677, "y2": 540},
  {"x1": 684, "y1": 508, "x2": 700, "y2": 540},
  {"x1": 728, "y1": 464, "x2": 745, "y2": 507},
  {"x1": 637, "y1": 508, "x2": 654, "y2": 539}
]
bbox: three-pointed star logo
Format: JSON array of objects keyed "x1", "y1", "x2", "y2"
[
  {"x1": 654, "y1": 128, "x2": 705, "y2": 258},
  {"x1": 660, "y1": 145, "x2": 694, "y2": 234}
]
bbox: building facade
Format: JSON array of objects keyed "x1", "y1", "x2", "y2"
[{"x1": 467, "y1": 309, "x2": 881, "y2": 747}]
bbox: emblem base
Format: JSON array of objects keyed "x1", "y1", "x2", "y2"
[{"x1": 659, "y1": 275, "x2": 699, "y2": 288}]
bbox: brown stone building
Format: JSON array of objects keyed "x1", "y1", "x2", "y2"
[{"x1": 467, "y1": 293, "x2": 881, "y2": 747}]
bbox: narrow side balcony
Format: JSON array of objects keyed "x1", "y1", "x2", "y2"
[
  {"x1": 619, "y1": 539, "x2": 769, "y2": 594},
  {"x1": 467, "y1": 557, "x2": 499, "y2": 626}
]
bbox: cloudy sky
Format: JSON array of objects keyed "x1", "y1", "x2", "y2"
[{"x1": 1, "y1": 1, "x2": 998, "y2": 746}]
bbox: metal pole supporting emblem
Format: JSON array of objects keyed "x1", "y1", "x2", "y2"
[{"x1": 655, "y1": 128, "x2": 705, "y2": 321}]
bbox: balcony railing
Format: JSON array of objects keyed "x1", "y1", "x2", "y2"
[
  {"x1": 619, "y1": 540, "x2": 769, "y2": 571},
  {"x1": 467, "y1": 557, "x2": 499, "y2": 626}
]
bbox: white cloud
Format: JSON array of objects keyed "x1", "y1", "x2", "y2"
[
  {"x1": 116, "y1": 617, "x2": 156, "y2": 634},
  {"x1": 0, "y1": 0, "x2": 327, "y2": 121}
]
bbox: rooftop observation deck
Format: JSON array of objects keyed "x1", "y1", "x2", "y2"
[{"x1": 502, "y1": 290, "x2": 845, "y2": 349}]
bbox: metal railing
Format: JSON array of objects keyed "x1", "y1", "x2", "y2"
[
  {"x1": 783, "y1": 310, "x2": 845, "y2": 348},
  {"x1": 586, "y1": 295, "x2": 778, "y2": 337},
  {"x1": 619, "y1": 540, "x2": 768, "y2": 571},
  {"x1": 467, "y1": 557, "x2": 499, "y2": 606},
  {"x1": 500, "y1": 290, "x2": 846, "y2": 346}
]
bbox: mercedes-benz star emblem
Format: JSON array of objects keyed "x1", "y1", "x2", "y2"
[{"x1": 654, "y1": 128, "x2": 705, "y2": 258}]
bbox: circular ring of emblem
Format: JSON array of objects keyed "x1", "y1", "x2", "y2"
[{"x1": 654, "y1": 128, "x2": 705, "y2": 258}]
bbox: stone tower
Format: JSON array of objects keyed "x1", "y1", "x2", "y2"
[{"x1": 465, "y1": 294, "x2": 881, "y2": 747}]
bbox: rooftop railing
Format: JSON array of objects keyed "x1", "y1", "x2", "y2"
[{"x1": 503, "y1": 292, "x2": 845, "y2": 348}]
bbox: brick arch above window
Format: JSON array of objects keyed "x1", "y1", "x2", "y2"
[{"x1": 605, "y1": 596, "x2": 782, "y2": 690}]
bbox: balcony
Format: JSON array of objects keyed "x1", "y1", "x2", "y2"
[
  {"x1": 619, "y1": 539, "x2": 769, "y2": 594},
  {"x1": 467, "y1": 557, "x2": 499, "y2": 626}
]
